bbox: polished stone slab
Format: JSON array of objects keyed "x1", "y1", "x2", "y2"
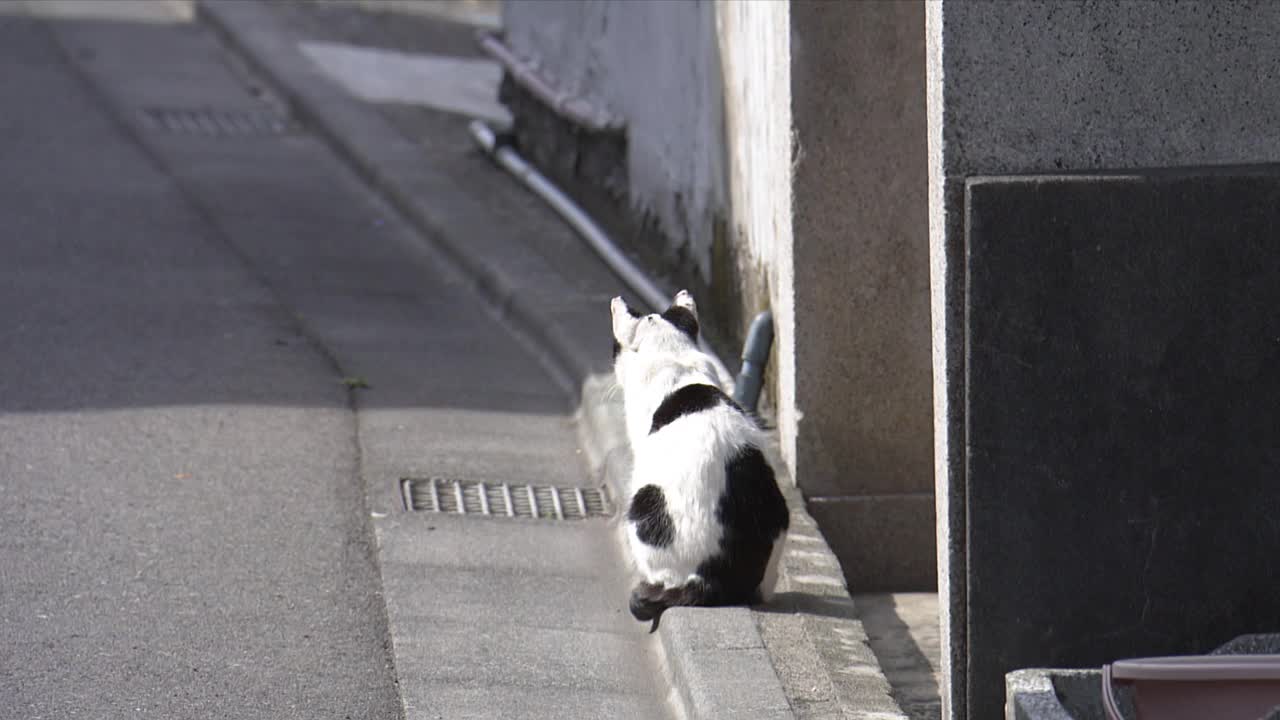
[{"x1": 964, "y1": 169, "x2": 1280, "y2": 720}]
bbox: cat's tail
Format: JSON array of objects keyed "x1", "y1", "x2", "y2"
[{"x1": 630, "y1": 578, "x2": 760, "y2": 632}]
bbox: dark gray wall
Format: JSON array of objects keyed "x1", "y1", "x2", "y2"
[
  {"x1": 930, "y1": 3, "x2": 1280, "y2": 719},
  {"x1": 791, "y1": 0, "x2": 934, "y2": 592},
  {"x1": 942, "y1": 1, "x2": 1280, "y2": 174},
  {"x1": 964, "y1": 170, "x2": 1280, "y2": 720}
]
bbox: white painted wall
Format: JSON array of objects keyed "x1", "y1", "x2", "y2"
[{"x1": 715, "y1": 0, "x2": 796, "y2": 478}]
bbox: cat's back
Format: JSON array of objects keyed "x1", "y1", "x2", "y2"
[
  {"x1": 641, "y1": 381, "x2": 757, "y2": 447},
  {"x1": 630, "y1": 382, "x2": 760, "y2": 497}
]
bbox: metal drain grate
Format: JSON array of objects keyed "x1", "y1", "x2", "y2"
[
  {"x1": 138, "y1": 107, "x2": 296, "y2": 136},
  {"x1": 401, "y1": 477, "x2": 611, "y2": 520}
]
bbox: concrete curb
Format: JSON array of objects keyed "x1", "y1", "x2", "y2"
[
  {"x1": 199, "y1": 3, "x2": 907, "y2": 717},
  {"x1": 198, "y1": 0, "x2": 593, "y2": 397}
]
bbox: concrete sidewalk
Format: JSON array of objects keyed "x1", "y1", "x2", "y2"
[{"x1": 195, "y1": 1, "x2": 924, "y2": 718}]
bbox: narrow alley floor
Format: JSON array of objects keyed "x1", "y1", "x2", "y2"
[{"x1": 0, "y1": 2, "x2": 670, "y2": 718}]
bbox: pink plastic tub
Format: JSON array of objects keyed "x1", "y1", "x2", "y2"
[{"x1": 1103, "y1": 655, "x2": 1280, "y2": 720}]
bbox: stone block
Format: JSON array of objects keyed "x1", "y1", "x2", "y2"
[
  {"x1": 1007, "y1": 636, "x2": 1280, "y2": 719},
  {"x1": 940, "y1": 1, "x2": 1280, "y2": 176},
  {"x1": 791, "y1": 0, "x2": 933, "y2": 500},
  {"x1": 806, "y1": 494, "x2": 936, "y2": 593}
]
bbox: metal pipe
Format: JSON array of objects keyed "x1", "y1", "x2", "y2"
[
  {"x1": 468, "y1": 120, "x2": 734, "y2": 389},
  {"x1": 732, "y1": 311, "x2": 774, "y2": 413}
]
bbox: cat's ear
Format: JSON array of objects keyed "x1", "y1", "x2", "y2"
[
  {"x1": 611, "y1": 296, "x2": 640, "y2": 347},
  {"x1": 671, "y1": 290, "x2": 697, "y2": 316},
  {"x1": 661, "y1": 290, "x2": 699, "y2": 341}
]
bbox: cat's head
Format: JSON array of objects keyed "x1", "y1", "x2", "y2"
[{"x1": 610, "y1": 290, "x2": 700, "y2": 363}]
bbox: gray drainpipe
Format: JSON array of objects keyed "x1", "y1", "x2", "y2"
[{"x1": 732, "y1": 311, "x2": 774, "y2": 414}]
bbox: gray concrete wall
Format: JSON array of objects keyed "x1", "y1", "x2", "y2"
[
  {"x1": 928, "y1": 3, "x2": 1280, "y2": 719},
  {"x1": 502, "y1": 0, "x2": 727, "y2": 282},
  {"x1": 791, "y1": 0, "x2": 934, "y2": 592}
]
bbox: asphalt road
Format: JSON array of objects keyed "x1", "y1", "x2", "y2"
[
  {"x1": 0, "y1": 6, "x2": 401, "y2": 718},
  {"x1": 0, "y1": 2, "x2": 675, "y2": 718}
]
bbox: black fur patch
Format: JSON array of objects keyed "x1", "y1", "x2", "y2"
[
  {"x1": 628, "y1": 484, "x2": 675, "y2": 548},
  {"x1": 649, "y1": 383, "x2": 726, "y2": 434},
  {"x1": 660, "y1": 306, "x2": 698, "y2": 340},
  {"x1": 695, "y1": 445, "x2": 789, "y2": 605},
  {"x1": 612, "y1": 339, "x2": 622, "y2": 359}
]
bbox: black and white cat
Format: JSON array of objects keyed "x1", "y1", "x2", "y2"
[{"x1": 610, "y1": 290, "x2": 789, "y2": 626}]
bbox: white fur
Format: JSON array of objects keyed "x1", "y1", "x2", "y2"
[{"x1": 611, "y1": 292, "x2": 782, "y2": 598}]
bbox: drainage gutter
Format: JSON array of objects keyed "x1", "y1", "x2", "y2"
[{"x1": 468, "y1": 119, "x2": 734, "y2": 388}]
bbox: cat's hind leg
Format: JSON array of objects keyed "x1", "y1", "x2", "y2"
[
  {"x1": 628, "y1": 580, "x2": 667, "y2": 626},
  {"x1": 628, "y1": 577, "x2": 719, "y2": 631}
]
